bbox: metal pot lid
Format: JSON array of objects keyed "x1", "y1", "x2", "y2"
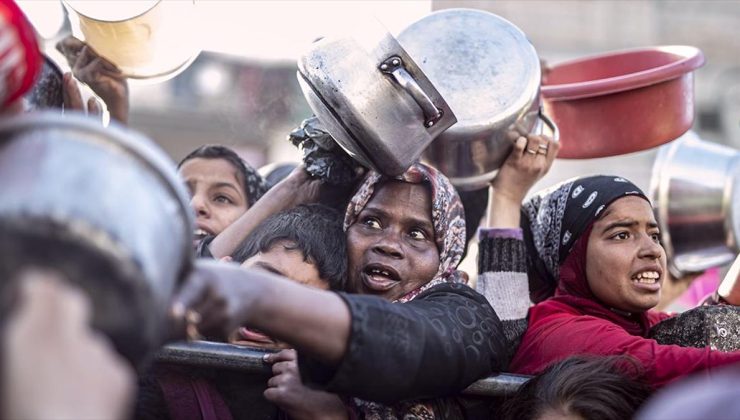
[{"x1": 398, "y1": 9, "x2": 541, "y2": 132}]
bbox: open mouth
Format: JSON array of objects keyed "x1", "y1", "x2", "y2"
[
  {"x1": 631, "y1": 270, "x2": 661, "y2": 291},
  {"x1": 192, "y1": 227, "x2": 213, "y2": 247},
  {"x1": 361, "y1": 263, "x2": 400, "y2": 292}
]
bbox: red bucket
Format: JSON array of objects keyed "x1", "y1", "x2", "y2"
[{"x1": 541, "y1": 46, "x2": 705, "y2": 159}]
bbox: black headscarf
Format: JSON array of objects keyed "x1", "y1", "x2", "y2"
[{"x1": 521, "y1": 175, "x2": 649, "y2": 302}]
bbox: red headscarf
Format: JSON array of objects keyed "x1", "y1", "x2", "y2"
[
  {"x1": 511, "y1": 211, "x2": 740, "y2": 388},
  {"x1": 550, "y1": 224, "x2": 666, "y2": 336}
]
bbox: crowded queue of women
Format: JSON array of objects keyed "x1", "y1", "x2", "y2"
[{"x1": 1, "y1": 1, "x2": 740, "y2": 419}]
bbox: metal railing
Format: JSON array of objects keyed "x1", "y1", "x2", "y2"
[{"x1": 157, "y1": 341, "x2": 531, "y2": 397}]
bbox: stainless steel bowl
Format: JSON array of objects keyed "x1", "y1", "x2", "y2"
[
  {"x1": 0, "y1": 112, "x2": 193, "y2": 366},
  {"x1": 650, "y1": 131, "x2": 740, "y2": 276},
  {"x1": 398, "y1": 9, "x2": 557, "y2": 190}
]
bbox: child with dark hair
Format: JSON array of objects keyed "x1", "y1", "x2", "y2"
[
  {"x1": 177, "y1": 144, "x2": 267, "y2": 251},
  {"x1": 135, "y1": 205, "x2": 347, "y2": 420},
  {"x1": 501, "y1": 356, "x2": 653, "y2": 420},
  {"x1": 229, "y1": 203, "x2": 347, "y2": 348},
  {"x1": 232, "y1": 203, "x2": 347, "y2": 291},
  {"x1": 228, "y1": 204, "x2": 349, "y2": 419}
]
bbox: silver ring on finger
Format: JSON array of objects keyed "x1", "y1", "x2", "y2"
[{"x1": 526, "y1": 147, "x2": 538, "y2": 155}]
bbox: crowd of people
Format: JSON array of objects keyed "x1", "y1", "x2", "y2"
[{"x1": 2, "y1": 1, "x2": 740, "y2": 419}]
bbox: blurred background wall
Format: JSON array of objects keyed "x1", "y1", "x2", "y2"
[{"x1": 18, "y1": 0, "x2": 740, "y2": 190}]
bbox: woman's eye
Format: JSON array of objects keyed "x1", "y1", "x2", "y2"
[
  {"x1": 362, "y1": 217, "x2": 381, "y2": 229},
  {"x1": 214, "y1": 195, "x2": 233, "y2": 204},
  {"x1": 409, "y1": 229, "x2": 427, "y2": 240},
  {"x1": 651, "y1": 233, "x2": 661, "y2": 243},
  {"x1": 613, "y1": 231, "x2": 630, "y2": 240}
]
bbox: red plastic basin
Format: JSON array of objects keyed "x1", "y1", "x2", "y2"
[{"x1": 541, "y1": 46, "x2": 705, "y2": 159}]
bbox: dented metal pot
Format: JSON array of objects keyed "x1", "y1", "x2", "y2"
[
  {"x1": 297, "y1": 18, "x2": 457, "y2": 176},
  {"x1": 398, "y1": 9, "x2": 558, "y2": 190},
  {"x1": 0, "y1": 112, "x2": 193, "y2": 367}
]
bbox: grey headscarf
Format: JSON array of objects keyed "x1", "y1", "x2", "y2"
[{"x1": 521, "y1": 175, "x2": 648, "y2": 302}]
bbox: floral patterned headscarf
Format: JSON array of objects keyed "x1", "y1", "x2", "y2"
[{"x1": 344, "y1": 162, "x2": 467, "y2": 303}]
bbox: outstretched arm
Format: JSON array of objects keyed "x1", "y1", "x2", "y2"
[
  {"x1": 206, "y1": 166, "x2": 322, "y2": 259},
  {"x1": 172, "y1": 260, "x2": 351, "y2": 364},
  {"x1": 171, "y1": 262, "x2": 504, "y2": 403}
]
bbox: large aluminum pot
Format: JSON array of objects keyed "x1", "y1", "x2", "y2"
[
  {"x1": 63, "y1": 0, "x2": 200, "y2": 82},
  {"x1": 398, "y1": 9, "x2": 558, "y2": 190},
  {"x1": 297, "y1": 19, "x2": 457, "y2": 176},
  {"x1": 0, "y1": 112, "x2": 193, "y2": 367},
  {"x1": 650, "y1": 131, "x2": 740, "y2": 277}
]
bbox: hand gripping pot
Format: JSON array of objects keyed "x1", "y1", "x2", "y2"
[
  {"x1": 297, "y1": 18, "x2": 457, "y2": 176},
  {"x1": 398, "y1": 9, "x2": 558, "y2": 190},
  {"x1": 0, "y1": 113, "x2": 194, "y2": 367},
  {"x1": 63, "y1": 0, "x2": 201, "y2": 83},
  {"x1": 650, "y1": 131, "x2": 740, "y2": 277}
]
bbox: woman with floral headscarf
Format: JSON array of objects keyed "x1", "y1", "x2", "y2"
[
  {"x1": 169, "y1": 162, "x2": 510, "y2": 417},
  {"x1": 505, "y1": 175, "x2": 740, "y2": 387},
  {"x1": 167, "y1": 121, "x2": 560, "y2": 418}
]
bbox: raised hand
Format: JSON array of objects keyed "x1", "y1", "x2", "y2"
[{"x1": 56, "y1": 36, "x2": 129, "y2": 124}]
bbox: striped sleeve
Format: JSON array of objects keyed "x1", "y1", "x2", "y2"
[{"x1": 475, "y1": 228, "x2": 532, "y2": 367}]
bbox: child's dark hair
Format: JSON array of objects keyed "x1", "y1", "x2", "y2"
[
  {"x1": 501, "y1": 355, "x2": 653, "y2": 420},
  {"x1": 232, "y1": 204, "x2": 347, "y2": 291},
  {"x1": 178, "y1": 145, "x2": 267, "y2": 206}
]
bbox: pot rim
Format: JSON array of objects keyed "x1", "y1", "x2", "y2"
[
  {"x1": 0, "y1": 112, "x2": 195, "y2": 281},
  {"x1": 542, "y1": 45, "x2": 705, "y2": 101},
  {"x1": 650, "y1": 133, "x2": 740, "y2": 275}
]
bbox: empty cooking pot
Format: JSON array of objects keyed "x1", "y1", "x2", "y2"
[
  {"x1": 398, "y1": 9, "x2": 558, "y2": 190},
  {"x1": 0, "y1": 112, "x2": 193, "y2": 367},
  {"x1": 542, "y1": 45, "x2": 705, "y2": 158},
  {"x1": 297, "y1": 18, "x2": 456, "y2": 176},
  {"x1": 63, "y1": 0, "x2": 201, "y2": 82},
  {"x1": 650, "y1": 131, "x2": 740, "y2": 277}
]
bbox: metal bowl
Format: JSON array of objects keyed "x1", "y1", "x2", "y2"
[
  {"x1": 650, "y1": 131, "x2": 740, "y2": 276},
  {"x1": 0, "y1": 112, "x2": 193, "y2": 366},
  {"x1": 398, "y1": 9, "x2": 556, "y2": 190}
]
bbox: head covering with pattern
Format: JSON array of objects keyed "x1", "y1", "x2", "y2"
[
  {"x1": 344, "y1": 162, "x2": 467, "y2": 303},
  {"x1": 343, "y1": 161, "x2": 468, "y2": 419},
  {"x1": 521, "y1": 175, "x2": 649, "y2": 302}
]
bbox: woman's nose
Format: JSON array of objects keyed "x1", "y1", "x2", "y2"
[
  {"x1": 639, "y1": 234, "x2": 663, "y2": 260},
  {"x1": 372, "y1": 234, "x2": 403, "y2": 259},
  {"x1": 190, "y1": 195, "x2": 209, "y2": 217}
]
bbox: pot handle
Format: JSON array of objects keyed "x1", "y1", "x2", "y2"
[
  {"x1": 380, "y1": 56, "x2": 443, "y2": 128},
  {"x1": 537, "y1": 110, "x2": 560, "y2": 142}
]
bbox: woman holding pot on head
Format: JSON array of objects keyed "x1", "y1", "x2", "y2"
[
  {"x1": 502, "y1": 175, "x2": 740, "y2": 387},
  {"x1": 170, "y1": 130, "x2": 557, "y2": 418}
]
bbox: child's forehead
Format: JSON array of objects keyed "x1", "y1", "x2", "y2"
[{"x1": 180, "y1": 158, "x2": 244, "y2": 187}]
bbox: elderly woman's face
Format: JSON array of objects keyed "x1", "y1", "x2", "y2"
[
  {"x1": 346, "y1": 181, "x2": 440, "y2": 301},
  {"x1": 585, "y1": 196, "x2": 666, "y2": 313}
]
